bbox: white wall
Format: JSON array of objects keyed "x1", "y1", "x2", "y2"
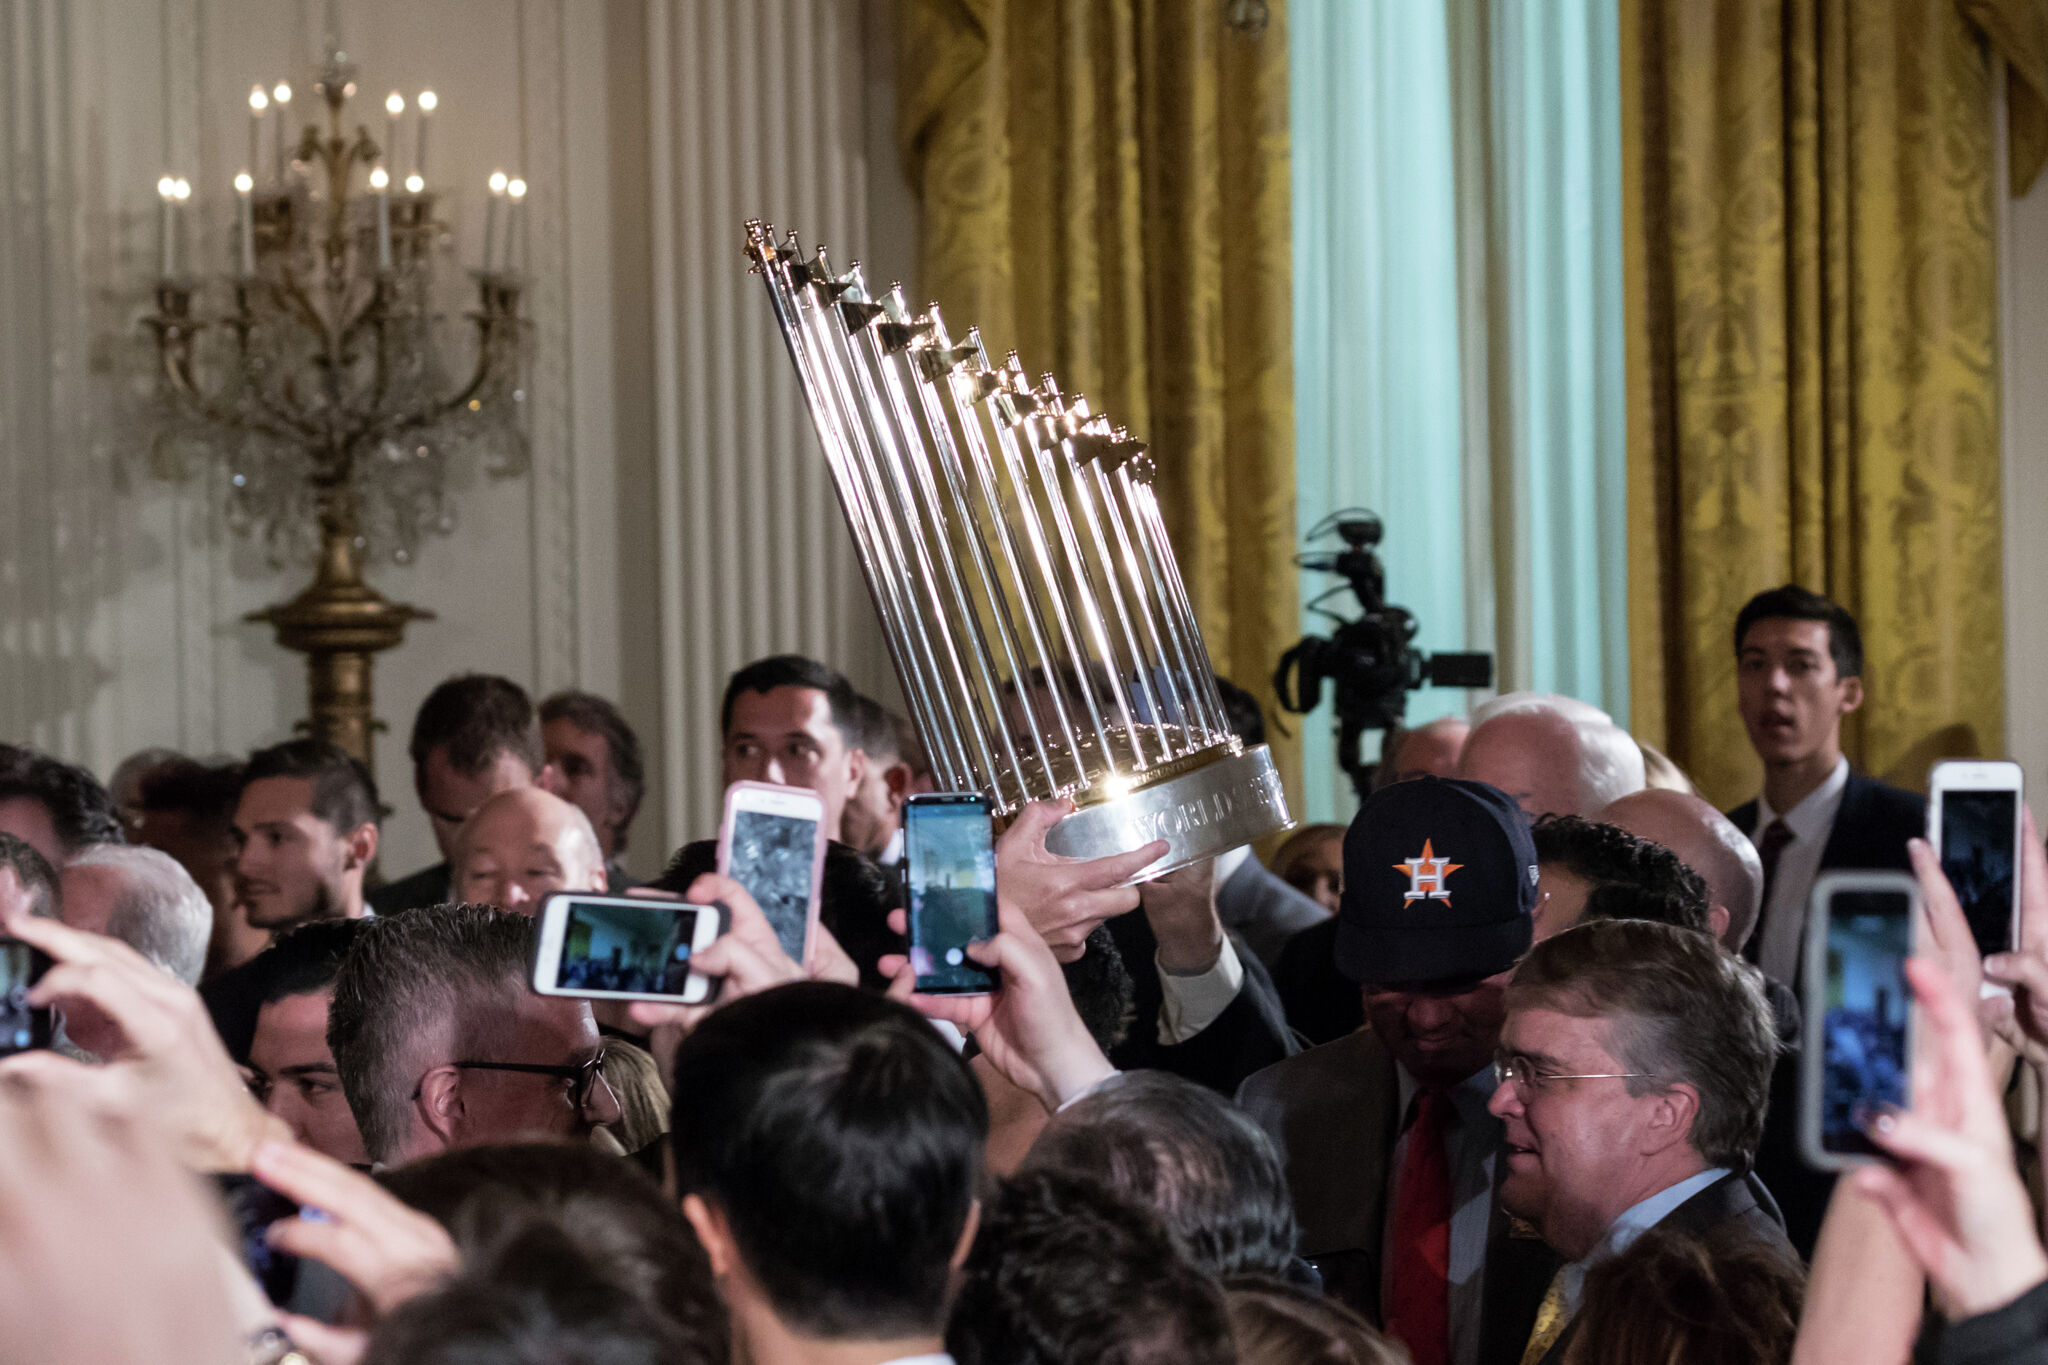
[{"x1": 0, "y1": 0, "x2": 912, "y2": 879}]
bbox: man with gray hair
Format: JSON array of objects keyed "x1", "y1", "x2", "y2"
[
  {"x1": 326, "y1": 903, "x2": 620, "y2": 1166},
  {"x1": 1486, "y1": 918, "x2": 1792, "y2": 1364},
  {"x1": 59, "y1": 844, "x2": 212, "y2": 985},
  {"x1": 1459, "y1": 692, "x2": 1646, "y2": 820}
]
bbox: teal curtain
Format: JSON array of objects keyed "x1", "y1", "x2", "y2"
[{"x1": 1290, "y1": 0, "x2": 1628, "y2": 822}]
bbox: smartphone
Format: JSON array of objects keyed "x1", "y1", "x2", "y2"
[
  {"x1": 0, "y1": 939, "x2": 53, "y2": 1056},
  {"x1": 531, "y1": 893, "x2": 723, "y2": 1005},
  {"x1": 1929, "y1": 760, "x2": 2024, "y2": 963},
  {"x1": 1801, "y1": 871, "x2": 1918, "y2": 1170},
  {"x1": 217, "y1": 1174, "x2": 302, "y2": 1305},
  {"x1": 906, "y1": 792, "x2": 1000, "y2": 995},
  {"x1": 717, "y1": 781, "x2": 828, "y2": 967}
]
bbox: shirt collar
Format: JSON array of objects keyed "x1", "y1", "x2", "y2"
[
  {"x1": 1590, "y1": 1166, "x2": 1732, "y2": 1265},
  {"x1": 1756, "y1": 754, "x2": 1850, "y2": 838}
]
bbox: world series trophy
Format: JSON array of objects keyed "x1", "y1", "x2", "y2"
[{"x1": 745, "y1": 220, "x2": 1292, "y2": 875}]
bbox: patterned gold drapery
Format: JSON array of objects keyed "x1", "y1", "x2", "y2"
[
  {"x1": 895, "y1": 0, "x2": 1301, "y2": 805},
  {"x1": 1620, "y1": 0, "x2": 2040, "y2": 807}
]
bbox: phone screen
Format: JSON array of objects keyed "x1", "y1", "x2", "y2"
[
  {"x1": 1940, "y1": 788, "x2": 2018, "y2": 959},
  {"x1": 0, "y1": 939, "x2": 52, "y2": 1057},
  {"x1": 1819, "y1": 889, "x2": 1913, "y2": 1158},
  {"x1": 555, "y1": 899, "x2": 706, "y2": 998},
  {"x1": 907, "y1": 797, "x2": 999, "y2": 994},
  {"x1": 727, "y1": 809, "x2": 820, "y2": 963}
]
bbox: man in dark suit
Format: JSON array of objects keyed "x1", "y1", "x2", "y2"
[
  {"x1": 1725, "y1": 586, "x2": 1925, "y2": 993},
  {"x1": 1493, "y1": 918, "x2": 1792, "y2": 1365},
  {"x1": 1239, "y1": 777, "x2": 1554, "y2": 1365}
]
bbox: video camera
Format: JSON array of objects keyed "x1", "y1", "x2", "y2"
[{"x1": 1273, "y1": 510, "x2": 1492, "y2": 800}]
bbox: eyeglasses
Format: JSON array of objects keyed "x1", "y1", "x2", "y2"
[
  {"x1": 1492, "y1": 1052, "x2": 1656, "y2": 1098},
  {"x1": 419, "y1": 1047, "x2": 611, "y2": 1109}
]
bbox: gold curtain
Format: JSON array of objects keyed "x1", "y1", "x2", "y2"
[
  {"x1": 895, "y1": 0, "x2": 1301, "y2": 805},
  {"x1": 1621, "y1": 0, "x2": 2034, "y2": 807}
]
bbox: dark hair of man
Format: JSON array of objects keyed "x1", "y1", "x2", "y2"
[
  {"x1": 0, "y1": 831, "x2": 59, "y2": 919},
  {"x1": 1063, "y1": 923, "x2": 1136, "y2": 1054},
  {"x1": 1579, "y1": 880, "x2": 1711, "y2": 935},
  {"x1": 361, "y1": 1219, "x2": 711, "y2": 1365},
  {"x1": 844, "y1": 691, "x2": 898, "y2": 759},
  {"x1": 1508, "y1": 919, "x2": 1777, "y2": 1169},
  {"x1": 948, "y1": 1168, "x2": 1235, "y2": 1365},
  {"x1": 1569, "y1": 1221, "x2": 1805, "y2": 1365},
  {"x1": 1023, "y1": 1071, "x2": 1300, "y2": 1279},
  {"x1": 409, "y1": 674, "x2": 545, "y2": 776},
  {"x1": 327, "y1": 904, "x2": 535, "y2": 1164},
  {"x1": 0, "y1": 746, "x2": 124, "y2": 856},
  {"x1": 241, "y1": 739, "x2": 381, "y2": 836},
  {"x1": 1224, "y1": 1277, "x2": 1407, "y2": 1365},
  {"x1": 250, "y1": 918, "x2": 370, "y2": 1007},
  {"x1": 668, "y1": 981, "x2": 987, "y2": 1341},
  {"x1": 539, "y1": 691, "x2": 646, "y2": 831},
  {"x1": 1212, "y1": 674, "x2": 1267, "y2": 747},
  {"x1": 1532, "y1": 816, "x2": 1708, "y2": 923},
  {"x1": 1732, "y1": 584, "x2": 1864, "y2": 680},
  {"x1": 137, "y1": 758, "x2": 244, "y2": 824},
  {"x1": 718, "y1": 653, "x2": 861, "y2": 744},
  {"x1": 378, "y1": 1142, "x2": 725, "y2": 1360}
]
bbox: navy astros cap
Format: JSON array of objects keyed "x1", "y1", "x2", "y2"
[{"x1": 1335, "y1": 776, "x2": 1540, "y2": 987}]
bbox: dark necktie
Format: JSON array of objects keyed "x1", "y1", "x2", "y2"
[
  {"x1": 1385, "y1": 1089, "x2": 1452, "y2": 1365},
  {"x1": 1746, "y1": 818, "x2": 1795, "y2": 963}
]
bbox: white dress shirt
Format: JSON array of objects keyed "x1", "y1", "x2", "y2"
[
  {"x1": 1153, "y1": 845, "x2": 1252, "y2": 1044},
  {"x1": 1751, "y1": 755, "x2": 1850, "y2": 984}
]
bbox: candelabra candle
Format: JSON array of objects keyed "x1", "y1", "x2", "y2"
[
  {"x1": 172, "y1": 178, "x2": 191, "y2": 276},
  {"x1": 370, "y1": 166, "x2": 391, "y2": 271},
  {"x1": 156, "y1": 176, "x2": 176, "y2": 278},
  {"x1": 384, "y1": 92, "x2": 405, "y2": 177},
  {"x1": 272, "y1": 83, "x2": 293, "y2": 182},
  {"x1": 235, "y1": 171, "x2": 255, "y2": 277},
  {"x1": 248, "y1": 86, "x2": 268, "y2": 182},
  {"x1": 506, "y1": 178, "x2": 527, "y2": 276},
  {"x1": 415, "y1": 90, "x2": 436, "y2": 179},
  {"x1": 483, "y1": 170, "x2": 507, "y2": 272}
]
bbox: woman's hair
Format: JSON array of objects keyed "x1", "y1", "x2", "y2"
[
  {"x1": 1225, "y1": 1277, "x2": 1409, "y2": 1365},
  {"x1": 1568, "y1": 1222, "x2": 1805, "y2": 1365},
  {"x1": 599, "y1": 1039, "x2": 671, "y2": 1155}
]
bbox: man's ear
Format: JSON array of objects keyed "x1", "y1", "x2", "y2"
[
  {"x1": 950, "y1": 1199, "x2": 982, "y2": 1272},
  {"x1": 1644, "y1": 1081, "x2": 1701, "y2": 1157},
  {"x1": 536, "y1": 762, "x2": 565, "y2": 797},
  {"x1": 683, "y1": 1193, "x2": 737, "y2": 1278},
  {"x1": 884, "y1": 760, "x2": 914, "y2": 810},
  {"x1": 1706, "y1": 905, "x2": 1731, "y2": 944},
  {"x1": 345, "y1": 822, "x2": 379, "y2": 872},
  {"x1": 416, "y1": 1065, "x2": 464, "y2": 1149},
  {"x1": 1839, "y1": 674, "x2": 1866, "y2": 715}
]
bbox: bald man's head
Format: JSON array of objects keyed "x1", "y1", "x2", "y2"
[
  {"x1": 452, "y1": 787, "x2": 607, "y2": 915},
  {"x1": 1596, "y1": 788, "x2": 1763, "y2": 952},
  {"x1": 1459, "y1": 695, "x2": 1646, "y2": 819}
]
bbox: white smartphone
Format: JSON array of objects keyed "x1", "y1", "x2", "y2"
[
  {"x1": 717, "y1": 780, "x2": 828, "y2": 968},
  {"x1": 1928, "y1": 759, "x2": 2024, "y2": 964},
  {"x1": 531, "y1": 892, "x2": 723, "y2": 1005},
  {"x1": 1800, "y1": 870, "x2": 1918, "y2": 1171}
]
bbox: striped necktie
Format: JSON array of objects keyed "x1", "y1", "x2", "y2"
[{"x1": 1519, "y1": 1264, "x2": 1569, "y2": 1365}]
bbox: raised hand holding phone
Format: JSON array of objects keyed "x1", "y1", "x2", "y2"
[
  {"x1": 1928, "y1": 760, "x2": 2024, "y2": 969},
  {"x1": 716, "y1": 781, "x2": 827, "y2": 969},
  {"x1": 531, "y1": 893, "x2": 722, "y2": 1005},
  {"x1": 906, "y1": 793, "x2": 1000, "y2": 995}
]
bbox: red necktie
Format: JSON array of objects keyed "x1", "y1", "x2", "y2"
[{"x1": 1385, "y1": 1088, "x2": 1452, "y2": 1365}]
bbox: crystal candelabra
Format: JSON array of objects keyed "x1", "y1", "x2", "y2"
[{"x1": 143, "y1": 46, "x2": 530, "y2": 772}]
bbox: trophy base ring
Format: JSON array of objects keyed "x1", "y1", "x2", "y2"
[{"x1": 1044, "y1": 744, "x2": 1294, "y2": 882}]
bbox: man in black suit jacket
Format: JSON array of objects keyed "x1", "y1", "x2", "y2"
[
  {"x1": 1496, "y1": 919, "x2": 1793, "y2": 1365},
  {"x1": 1240, "y1": 777, "x2": 1553, "y2": 1365},
  {"x1": 1724, "y1": 586, "x2": 1925, "y2": 992}
]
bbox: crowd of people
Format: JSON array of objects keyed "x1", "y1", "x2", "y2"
[{"x1": 0, "y1": 583, "x2": 2041, "y2": 1364}]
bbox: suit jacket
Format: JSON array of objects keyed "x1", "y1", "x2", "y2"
[
  {"x1": 1536, "y1": 1169, "x2": 1795, "y2": 1365},
  {"x1": 1107, "y1": 908, "x2": 1297, "y2": 1096},
  {"x1": 1727, "y1": 769, "x2": 1925, "y2": 888},
  {"x1": 1217, "y1": 855, "x2": 1333, "y2": 972},
  {"x1": 1237, "y1": 1030, "x2": 1560, "y2": 1365},
  {"x1": 368, "y1": 860, "x2": 451, "y2": 916}
]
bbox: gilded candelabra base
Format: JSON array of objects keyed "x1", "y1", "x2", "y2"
[{"x1": 247, "y1": 515, "x2": 430, "y2": 777}]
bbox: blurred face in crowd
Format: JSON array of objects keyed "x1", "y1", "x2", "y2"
[
  {"x1": 1489, "y1": 1004, "x2": 1696, "y2": 1260},
  {"x1": 1458, "y1": 711, "x2": 1586, "y2": 819},
  {"x1": 454, "y1": 788, "x2": 607, "y2": 915},
  {"x1": 1734, "y1": 618, "x2": 1862, "y2": 772},
  {"x1": 135, "y1": 805, "x2": 238, "y2": 919},
  {"x1": 418, "y1": 746, "x2": 540, "y2": 863},
  {"x1": 840, "y1": 750, "x2": 911, "y2": 858},
  {"x1": 415, "y1": 994, "x2": 619, "y2": 1157},
  {"x1": 1362, "y1": 969, "x2": 1511, "y2": 1088},
  {"x1": 543, "y1": 718, "x2": 631, "y2": 861},
  {"x1": 1386, "y1": 718, "x2": 1470, "y2": 786},
  {"x1": 0, "y1": 799, "x2": 63, "y2": 869},
  {"x1": 1277, "y1": 827, "x2": 1344, "y2": 915},
  {"x1": 233, "y1": 777, "x2": 374, "y2": 931},
  {"x1": 722, "y1": 685, "x2": 864, "y2": 842},
  {"x1": 249, "y1": 989, "x2": 367, "y2": 1166}
]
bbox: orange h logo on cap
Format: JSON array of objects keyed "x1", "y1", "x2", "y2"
[{"x1": 1395, "y1": 839, "x2": 1464, "y2": 908}]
